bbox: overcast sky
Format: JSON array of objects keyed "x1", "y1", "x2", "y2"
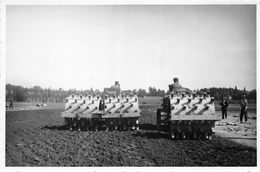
[{"x1": 6, "y1": 5, "x2": 256, "y2": 91}]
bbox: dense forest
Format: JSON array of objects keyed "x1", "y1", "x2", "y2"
[{"x1": 6, "y1": 84, "x2": 256, "y2": 103}]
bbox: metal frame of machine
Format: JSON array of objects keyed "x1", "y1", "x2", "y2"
[
  {"x1": 157, "y1": 91, "x2": 221, "y2": 140},
  {"x1": 61, "y1": 88, "x2": 140, "y2": 131}
]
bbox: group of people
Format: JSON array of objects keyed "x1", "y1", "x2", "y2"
[
  {"x1": 219, "y1": 94, "x2": 248, "y2": 123},
  {"x1": 169, "y1": 77, "x2": 249, "y2": 124}
]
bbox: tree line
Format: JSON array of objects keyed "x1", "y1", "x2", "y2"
[
  {"x1": 143, "y1": 86, "x2": 256, "y2": 101},
  {"x1": 6, "y1": 84, "x2": 256, "y2": 103},
  {"x1": 132, "y1": 86, "x2": 256, "y2": 102}
]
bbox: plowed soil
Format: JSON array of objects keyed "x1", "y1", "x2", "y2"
[{"x1": 6, "y1": 107, "x2": 256, "y2": 166}]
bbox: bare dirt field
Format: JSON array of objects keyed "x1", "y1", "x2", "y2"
[{"x1": 5, "y1": 101, "x2": 257, "y2": 166}]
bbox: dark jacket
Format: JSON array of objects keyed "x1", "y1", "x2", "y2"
[{"x1": 220, "y1": 100, "x2": 229, "y2": 110}]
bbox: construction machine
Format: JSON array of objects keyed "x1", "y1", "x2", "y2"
[
  {"x1": 61, "y1": 87, "x2": 140, "y2": 131},
  {"x1": 157, "y1": 89, "x2": 220, "y2": 140}
]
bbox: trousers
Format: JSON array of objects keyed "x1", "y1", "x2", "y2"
[
  {"x1": 240, "y1": 108, "x2": 248, "y2": 122},
  {"x1": 221, "y1": 109, "x2": 227, "y2": 119}
]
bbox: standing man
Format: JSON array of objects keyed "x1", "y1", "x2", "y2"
[
  {"x1": 9, "y1": 97, "x2": 14, "y2": 109},
  {"x1": 240, "y1": 95, "x2": 248, "y2": 123},
  {"x1": 220, "y1": 96, "x2": 229, "y2": 119}
]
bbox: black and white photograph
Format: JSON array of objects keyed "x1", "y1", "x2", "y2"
[{"x1": 2, "y1": 0, "x2": 258, "y2": 170}]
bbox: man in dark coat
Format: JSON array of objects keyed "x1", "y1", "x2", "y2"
[{"x1": 220, "y1": 96, "x2": 229, "y2": 119}]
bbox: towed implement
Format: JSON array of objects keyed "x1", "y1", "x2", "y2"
[
  {"x1": 61, "y1": 88, "x2": 140, "y2": 131},
  {"x1": 157, "y1": 91, "x2": 221, "y2": 140}
]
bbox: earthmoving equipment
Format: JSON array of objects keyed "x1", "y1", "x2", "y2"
[
  {"x1": 157, "y1": 91, "x2": 220, "y2": 140},
  {"x1": 61, "y1": 88, "x2": 140, "y2": 131}
]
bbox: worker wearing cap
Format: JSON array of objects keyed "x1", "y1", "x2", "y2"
[
  {"x1": 240, "y1": 95, "x2": 248, "y2": 123},
  {"x1": 169, "y1": 77, "x2": 182, "y2": 94}
]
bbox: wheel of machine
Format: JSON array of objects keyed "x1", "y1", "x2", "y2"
[
  {"x1": 130, "y1": 118, "x2": 135, "y2": 130},
  {"x1": 90, "y1": 119, "x2": 94, "y2": 130},
  {"x1": 197, "y1": 132, "x2": 202, "y2": 140},
  {"x1": 109, "y1": 119, "x2": 114, "y2": 131},
  {"x1": 105, "y1": 119, "x2": 110, "y2": 131},
  {"x1": 70, "y1": 120, "x2": 73, "y2": 131},
  {"x1": 64, "y1": 118, "x2": 70, "y2": 129},
  {"x1": 181, "y1": 132, "x2": 186, "y2": 139},
  {"x1": 119, "y1": 118, "x2": 124, "y2": 131},
  {"x1": 126, "y1": 118, "x2": 131, "y2": 131},
  {"x1": 201, "y1": 129, "x2": 207, "y2": 139},
  {"x1": 208, "y1": 128, "x2": 213, "y2": 140},
  {"x1": 193, "y1": 131, "x2": 197, "y2": 140},
  {"x1": 77, "y1": 118, "x2": 82, "y2": 131},
  {"x1": 66, "y1": 118, "x2": 73, "y2": 131},
  {"x1": 118, "y1": 119, "x2": 122, "y2": 131},
  {"x1": 94, "y1": 119, "x2": 99, "y2": 131},
  {"x1": 64, "y1": 118, "x2": 68, "y2": 126},
  {"x1": 123, "y1": 118, "x2": 127, "y2": 131},
  {"x1": 186, "y1": 125, "x2": 192, "y2": 140},
  {"x1": 175, "y1": 132, "x2": 180, "y2": 140},
  {"x1": 135, "y1": 118, "x2": 139, "y2": 130},
  {"x1": 85, "y1": 119, "x2": 90, "y2": 131},
  {"x1": 73, "y1": 118, "x2": 77, "y2": 128},
  {"x1": 169, "y1": 129, "x2": 175, "y2": 139},
  {"x1": 170, "y1": 132, "x2": 175, "y2": 139},
  {"x1": 186, "y1": 132, "x2": 190, "y2": 139},
  {"x1": 80, "y1": 118, "x2": 84, "y2": 131},
  {"x1": 113, "y1": 119, "x2": 118, "y2": 130},
  {"x1": 204, "y1": 127, "x2": 212, "y2": 140}
]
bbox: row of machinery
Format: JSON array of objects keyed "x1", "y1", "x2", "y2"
[{"x1": 61, "y1": 85, "x2": 221, "y2": 140}]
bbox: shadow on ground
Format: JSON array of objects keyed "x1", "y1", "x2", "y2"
[
  {"x1": 42, "y1": 123, "x2": 160, "y2": 131},
  {"x1": 132, "y1": 131, "x2": 169, "y2": 139},
  {"x1": 41, "y1": 125, "x2": 68, "y2": 131},
  {"x1": 224, "y1": 137, "x2": 256, "y2": 140},
  {"x1": 139, "y1": 124, "x2": 158, "y2": 131}
]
